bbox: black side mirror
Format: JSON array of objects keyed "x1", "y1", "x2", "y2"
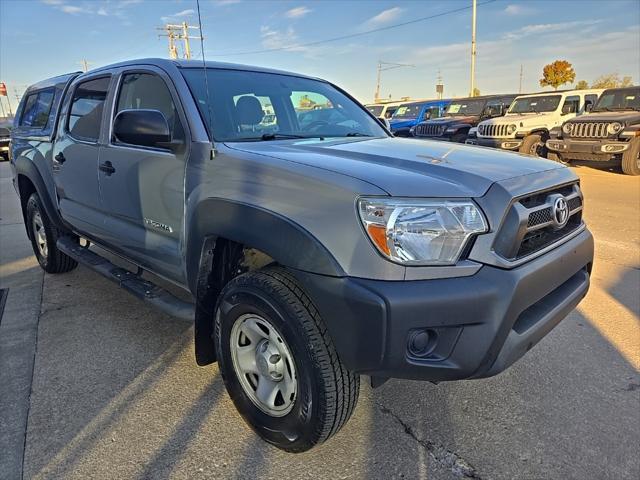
[
  {"x1": 585, "y1": 102, "x2": 593, "y2": 112},
  {"x1": 113, "y1": 109, "x2": 171, "y2": 148},
  {"x1": 561, "y1": 104, "x2": 572, "y2": 115}
]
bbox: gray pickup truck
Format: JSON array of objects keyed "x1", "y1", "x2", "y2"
[{"x1": 10, "y1": 59, "x2": 593, "y2": 452}]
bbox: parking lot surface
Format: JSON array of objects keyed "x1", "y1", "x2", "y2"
[{"x1": 0, "y1": 160, "x2": 638, "y2": 480}]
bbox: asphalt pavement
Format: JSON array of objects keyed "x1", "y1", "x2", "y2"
[{"x1": 0, "y1": 159, "x2": 638, "y2": 480}]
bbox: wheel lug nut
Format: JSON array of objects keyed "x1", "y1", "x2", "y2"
[{"x1": 269, "y1": 354, "x2": 281, "y2": 364}]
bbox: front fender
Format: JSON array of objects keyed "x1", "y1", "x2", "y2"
[{"x1": 185, "y1": 198, "x2": 345, "y2": 294}]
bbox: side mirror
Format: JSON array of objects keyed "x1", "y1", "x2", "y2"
[
  {"x1": 378, "y1": 117, "x2": 391, "y2": 130},
  {"x1": 585, "y1": 102, "x2": 593, "y2": 112},
  {"x1": 561, "y1": 104, "x2": 572, "y2": 115},
  {"x1": 423, "y1": 111, "x2": 432, "y2": 121},
  {"x1": 113, "y1": 109, "x2": 172, "y2": 148}
]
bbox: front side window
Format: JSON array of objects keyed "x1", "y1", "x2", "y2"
[
  {"x1": 509, "y1": 95, "x2": 561, "y2": 114},
  {"x1": 182, "y1": 68, "x2": 386, "y2": 141},
  {"x1": 68, "y1": 77, "x2": 110, "y2": 142},
  {"x1": 115, "y1": 72, "x2": 184, "y2": 142},
  {"x1": 366, "y1": 105, "x2": 383, "y2": 117},
  {"x1": 562, "y1": 96, "x2": 580, "y2": 114},
  {"x1": 20, "y1": 89, "x2": 55, "y2": 128}
]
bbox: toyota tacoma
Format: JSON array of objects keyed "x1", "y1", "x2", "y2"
[{"x1": 11, "y1": 59, "x2": 593, "y2": 452}]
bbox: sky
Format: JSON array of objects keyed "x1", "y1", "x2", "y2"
[{"x1": 1, "y1": 0, "x2": 639, "y2": 111}]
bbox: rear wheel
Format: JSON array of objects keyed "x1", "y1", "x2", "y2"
[
  {"x1": 519, "y1": 134, "x2": 547, "y2": 157},
  {"x1": 621, "y1": 138, "x2": 640, "y2": 175},
  {"x1": 26, "y1": 193, "x2": 78, "y2": 274},
  {"x1": 215, "y1": 266, "x2": 359, "y2": 452}
]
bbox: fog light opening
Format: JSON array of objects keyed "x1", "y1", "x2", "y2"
[{"x1": 408, "y1": 329, "x2": 439, "y2": 358}]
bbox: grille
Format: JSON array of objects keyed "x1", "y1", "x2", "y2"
[
  {"x1": 565, "y1": 122, "x2": 612, "y2": 138},
  {"x1": 415, "y1": 123, "x2": 444, "y2": 137},
  {"x1": 480, "y1": 124, "x2": 510, "y2": 137},
  {"x1": 495, "y1": 183, "x2": 584, "y2": 262},
  {"x1": 517, "y1": 215, "x2": 582, "y2": 259}
]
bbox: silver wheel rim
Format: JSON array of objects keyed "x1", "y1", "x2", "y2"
[
  {"x1": 230, "y1": 313, "x2": 297, "y2": 417},
  {"x1": 32, "y1": 212, "x2": 48, "y2": 258}
]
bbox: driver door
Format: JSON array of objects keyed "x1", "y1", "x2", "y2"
[{"x1": 97, "y1": 67, "x2": 189, "y2": 282}]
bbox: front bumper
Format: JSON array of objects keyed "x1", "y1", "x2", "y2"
[
  {"x1": 546, "y1": 138, "x2": 629, "y2": 161},
  {"x1": 292, "y1": 229, "x2": 593, "y2": 382},
  {"x1": 477, "y1": 137, "x2": 522, "y2": 150}
]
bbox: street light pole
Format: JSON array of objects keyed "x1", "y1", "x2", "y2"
[{"x1": 470, "y1": 0, "x2": 477, "y2": 97}]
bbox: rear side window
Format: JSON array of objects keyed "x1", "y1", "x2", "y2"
[
  {"x1": 115, "y1": 72, "x2": 184, "y2": 142},
  {"x1": 68, "y1": 77, "x2": 110, "y2": 142},
  {"x1": 20, "y1": 89, "x2": 55, "y2": 128}
]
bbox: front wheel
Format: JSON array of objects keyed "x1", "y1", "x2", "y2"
[
  {"x1": 215, "y1": 267, "x2": 359, "y2": 452},
  {"x1": 519, "y1": 134, "x2": 547, "y2": 157},
  {"x1": 621, "y1": 137, "x2": 640, "y2": 175}
]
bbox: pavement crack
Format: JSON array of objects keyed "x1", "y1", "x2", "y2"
[{"x1": 376, "y1": 401, "x2": 483, "y2": 479}]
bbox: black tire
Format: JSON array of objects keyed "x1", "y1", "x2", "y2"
[
  {"x1": 621, "y1": 138, "x2": 640, "y2": 176},
  {"x1": 26, "y1": 193, "x2": 78, "y2": 274},
  {"x1": 519, "y1": 134, "x2": 547, "y2": 157},
  {"x1": 451, "y1": 132, "x2": 467, "y2": 143},
  {"x1": 215, "y1": 266, "x2": 359, "y2": 452}
]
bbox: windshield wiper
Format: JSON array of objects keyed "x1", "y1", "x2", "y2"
[
  {"x1": 345, "y1": 132, "x2": 373, "y2": 137},
  {"x1": 260, "y1": 133, "x2": 307, "y2": 140}
]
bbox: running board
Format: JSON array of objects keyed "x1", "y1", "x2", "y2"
[{"x1": 57, "y1": 237, "x2": 195, "y2": 321}]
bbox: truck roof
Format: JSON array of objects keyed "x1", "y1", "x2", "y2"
[
  {"x1": 25, "y1": 71, "x2": 81, "y2": 92},
  {"x1": 514, "y1": 89, "x2": 604, "y2": 99}
]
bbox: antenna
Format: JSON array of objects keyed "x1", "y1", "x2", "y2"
[{"x1": 196, "y1": 0, "x2": 214, "y2": 148}]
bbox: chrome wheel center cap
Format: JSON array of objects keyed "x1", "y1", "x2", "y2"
[{"x1": 256, "y1": 339, "x2": 284, "y2": 381}]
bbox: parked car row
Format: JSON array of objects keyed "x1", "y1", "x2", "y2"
[{"x1": 370, "y1": 86, "x2": 640, "y2": 175}]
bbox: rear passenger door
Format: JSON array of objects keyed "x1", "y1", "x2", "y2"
[
  {"x1": 98, "y1": 68, "x2": 188, "y2": 282},
  {"x1": 52, "y1": 75, "x2": 111, "y2": 237}
]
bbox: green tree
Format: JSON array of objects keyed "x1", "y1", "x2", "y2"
[
  {"x1": 539, "y1": 60, "x2": 576, "y2": 90},
  {"x1": 591, "y1": 73, "x2": 634, "y2": 88},
  {"x1": 575, "y1": 80, "x2": 589, "y2": 90}
]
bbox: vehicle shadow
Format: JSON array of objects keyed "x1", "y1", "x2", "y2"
[{"x1": 368, "y1": 308, "x2": 640, "y2": 479}]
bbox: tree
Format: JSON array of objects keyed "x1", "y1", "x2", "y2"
[
  {"x1": 539, "y1": 60, "x2": 576, "y2": 90},
  {"x1": 591, "y1": 73, "x2": 634, "y2": 89},
  {"x1": 472, "y1": 87, "x2": 481, "y2": 97},
  {"x1": 575, "y1": 80, "x2": 589, "y2": 90}
]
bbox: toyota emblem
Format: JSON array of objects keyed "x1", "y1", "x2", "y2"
[{"x1": 553, "y1": 197, "x2": 569, "y2": 228}]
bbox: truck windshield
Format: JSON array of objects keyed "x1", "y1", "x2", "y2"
[
  {"x1": 592, "y1": 88, "x2": 640, "y2": 111},
  {"x1": 392, "y1": 103, "x2": 424, "y2": 119},
  {"x1": 444, "y1": 99, "x2": 485, "y2": 116},
  {"x1": 509, "y1": 95, "x2": 561, "y2": 113},
  {"x1": 182, "y1": 68, "x2": 387, "y2": 141}
]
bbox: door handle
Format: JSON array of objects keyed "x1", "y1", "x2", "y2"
[
  {"x1": 99, "y1": 161, "x2": 116, "y2": 176},
  {"x1": 54, "y1": 152, "x2": 66, "y2": 164}
]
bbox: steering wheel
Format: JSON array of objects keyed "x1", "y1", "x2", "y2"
[{"x1": 303, "y1": 120, "x2": 330, "y2": 132}]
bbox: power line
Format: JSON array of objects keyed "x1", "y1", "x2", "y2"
[
  {"x1": 157, "y1": 22, "x2": 202, "y2": 60},
  {"x1": 208, "y1": 0, "x2": 499, "y2": 57}
]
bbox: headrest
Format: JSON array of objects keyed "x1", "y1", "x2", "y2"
[{"x1": 236, "y1": 96, "x2": 264, "y2": 125}]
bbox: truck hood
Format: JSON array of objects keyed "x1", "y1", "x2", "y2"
[
  {"x1": 568, "y1": 110, "x2": 640, "y2": 124},
  {"x1": 425, "y1": 115, "x2": 478, "y2": 126},
  {"x1": 482, "y1": 112, "x2": 554, "y2": 126},
  {"x1": 226, "y1": 137, "x2": 564, "y2": 198},
  {"x1": 389, "y1": 119, "x2": 417, "y2": 129}
]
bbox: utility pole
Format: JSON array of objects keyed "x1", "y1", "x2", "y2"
[
  {"x1": 78, "y1": 59, "x2": 93, "y2": 73},
  {"x1": 158, "y1": 22, "x2": 201, "y2": 60},
  {"x1": 374, "y1": 60, "x2": 414, "y2": 102},
  {"x1": 519, "y1": 64, "x2": 524, "y2": 93},
  {"x1": 436, "y1": 70, "x2": 444, "y2": 99},
  {"x1": 469, "y1": 0, "x2": 477, "y2": 97}
]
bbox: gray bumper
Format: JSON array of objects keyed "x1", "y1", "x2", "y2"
[
  {"x1": 546, "y1": 138, "x2": 629, "y2": 161},
  {"x1": 291, "y1": 229, "x2": 594, "y2": 382}
]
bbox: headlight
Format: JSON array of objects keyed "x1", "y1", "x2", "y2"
[
  {"x1": 358, "y1": 198, "x2": 488, "y2": 265},
  {"x1": 507, "y1": 124, "x2": 517, "y2": 134},
  {"x1": 562, "y1": 123, "x2": 573, "y2": 134},
  {"x1": 478, "y1": 124, "x2": 485, "y2": 134},
  {"x1": 607, "y1": 122, "x2": 623, "y2": 134}
]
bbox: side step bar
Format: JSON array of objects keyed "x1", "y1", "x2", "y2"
[{"x1": 57, "y1": 237, "x2": 195, "y2": 321}]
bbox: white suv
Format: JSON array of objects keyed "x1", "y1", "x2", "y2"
[{"x1": 476, "y1": 89, "x2": 603, "y2": 155}]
